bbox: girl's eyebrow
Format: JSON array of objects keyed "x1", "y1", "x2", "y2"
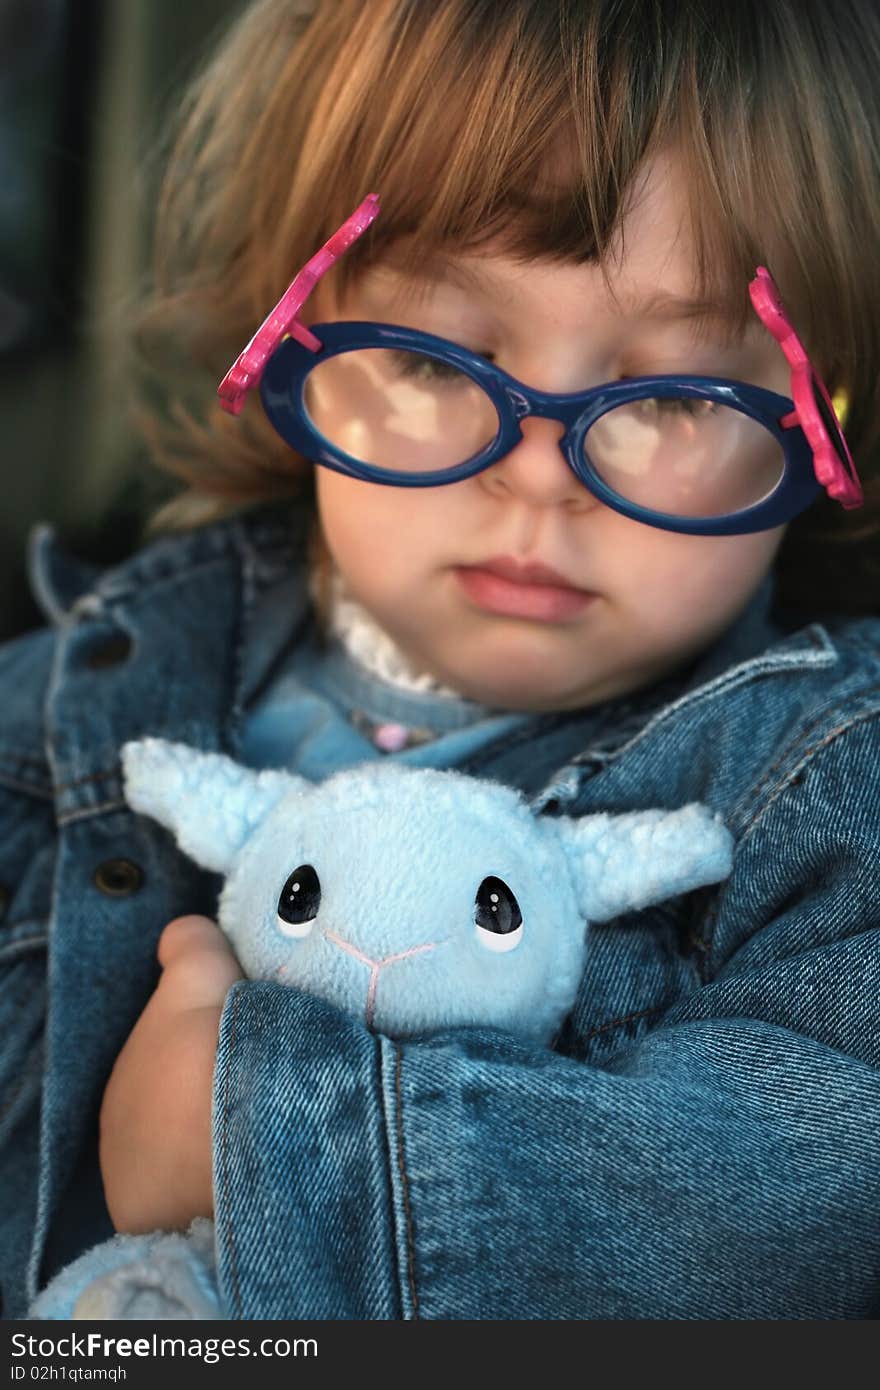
[
  {"x1": 378, "y1": 251, "x2": 744, "y2": 343},
  {"x1": 376, "y1": 251, "x2": 496, "y2": 300},
  {"x1": 614, "y1": 286, "x2": 722, "y2": 319},
  {"x1": 616, "y1": 285, "x2": 748, "y2": 345},
  {"x1": 385, "y1": 252, "x2": 733, "y2": 324}
]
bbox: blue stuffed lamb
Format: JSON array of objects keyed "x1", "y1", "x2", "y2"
[{"x1": 31, "y1": 738, "x2": 734, "y2": 1319}]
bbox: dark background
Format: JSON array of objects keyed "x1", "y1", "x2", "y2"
[{"x1": 0, "y1": 0, "x2": 241, "y2": 642}]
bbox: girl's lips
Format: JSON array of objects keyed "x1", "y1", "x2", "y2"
[{"x1": 453, "y1": 565, "x2": 596, "y2": 621}]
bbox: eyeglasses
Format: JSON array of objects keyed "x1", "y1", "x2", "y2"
[{"x1": 219, "y1": 195, "x2": 864, "y2": 537}]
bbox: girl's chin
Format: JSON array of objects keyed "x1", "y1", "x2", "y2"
[
  {"x1": 367, "y1": 591, "x2": 617, "y2": 710},
  {"x1": 431, "y1": 647, "x2": 610, "y2": 713}
]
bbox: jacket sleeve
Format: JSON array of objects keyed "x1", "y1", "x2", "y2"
[
  {"x1": 210, "y1": 716, "x2": 880, "y2": 1320},
  {"x1": 0, "y1": 626, "x2": 58, "y2": 1317}
]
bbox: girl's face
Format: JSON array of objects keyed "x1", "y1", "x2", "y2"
[{"x1": 311, "y1": 155, "x2": 791, "y2": 711}]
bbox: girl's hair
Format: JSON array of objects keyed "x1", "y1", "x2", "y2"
[{"x1": 136, "y1": 0, "x2": 880, "y2": 616}]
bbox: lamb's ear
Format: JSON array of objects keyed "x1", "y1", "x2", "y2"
[
  {"x1": 121, "y1": 739, "x2": 308, "y2": 873},
  {"x1": 552, "y1": 804, "x2": 733, "y2": 923}
]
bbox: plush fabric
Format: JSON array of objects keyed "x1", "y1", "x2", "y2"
[
  {"x1": 31, "y1": 737, "x2": 732, "y2": 1320},
  {"x1": 30, "y1": 1221, "x2": 221, "y2": 1320}
]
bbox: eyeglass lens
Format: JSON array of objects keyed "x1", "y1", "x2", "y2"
[
  {"x1": 305, "y1": 348, "x2": 499, "y2": 473},
  {"x1": 304, "y1": 347, "x2": 786, "y2": 516},
  {"x1": 585, "y1": 398, "x2": 783, "y2": 517}
]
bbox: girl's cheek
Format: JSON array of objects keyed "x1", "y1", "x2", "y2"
[
  {"x1": 617, "y1": 527, "x2": 784, "y2": 625},
  {"x1": 315, "y1": 472, "x2": 427, "y2": 580}
]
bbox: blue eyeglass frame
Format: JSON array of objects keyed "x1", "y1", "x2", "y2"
[{"x1": 260, "y1": 320, "x2": 820, "y2": 537}]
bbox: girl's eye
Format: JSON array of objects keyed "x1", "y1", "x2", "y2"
[
  {"x1": 277, "y1": 864, "x2": 321, "y2": 938},
  {"x1": 635, "y1": 395, "x2": 720, "y2": 419},
  {"x1": 388, "y1": 349, "x2": 494, "y2": 383},
  {"x1": 474, "y1": 875, "x2": 523, "y2": 953}
]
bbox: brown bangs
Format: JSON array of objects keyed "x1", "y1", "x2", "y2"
[{"x1": 263, "y1": 0, "x2": 755, "y2": 323}]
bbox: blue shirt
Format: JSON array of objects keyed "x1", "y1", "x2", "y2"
[
  {"x1": 240, "y1": 588, "x2": 534, "y2": 777},
  {"x1": 1, "y1": 501, "x2": 879, "y2": 1319}
]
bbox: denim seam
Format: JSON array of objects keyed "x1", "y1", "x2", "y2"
[
  {"x1": 695, "y1": 905, "x2": 880, "y2": 993},
  {"x1": 0, "y1": 936, "x2": 47, "y2": 963},
  {"x1": 737, "y1": 684, "x2": 880, "y2": 815},
  {"x1": 697, "y1": 705, "x2": 880, "y2": 975},
  {"x1": 90, "y1": 517, "x2": 299, "y2": 611},
  {"x1": 94, "y1": 555, "x2": 238, "y2": 610},
  {"x1": 218, "y1": 986, "x2": 243, "y2": 1319},
  {"x1": 393, "y1": 1046, "x2": 420, "y2": 1320},
  {"x1": 55, "y1": 768, "x2": 117, "y2": 793},
  {"x1": 740, "y1": 701, "x2": 880, "y2": 846},
  {"x1": 28, "y1": 524, "x2": 75, "y2": 627},
  {"x1": 95, "y1": 505, "x2": 297, "y2": 601},
  {"x1": 0, "y1": 917, "x2": 47, "y2": 937},
  {"x1": 225, "y1": 541, "x2": 255, "y2": 759},
  {"x1": 463, "y1": 638, "x2": 837, "y2": 781},
  {"x1": 0, "y1": 1053, "x2": 38, "y2": 1130},
  {"x1": 692, "y1": 897, "x2": 723, "y2": 985},
  {"x1": 582, "y1": 1003, "x2": 663, "y2": 1043},
  {"x1": 29, "y1": 522, "x2": 238, "y2": 613},
  {"x1": 56, "y1": 800, "x2": 128, "y2": 827},
  {"x1": 376, "y1": 1038, "x2": 405, "y2": 1318},
  {"x1": 0, "y1": 776, "x2": 54, "y2": 801},
  {"x1": 581, "y1": 643, "x2": 837, "y2": 770}
]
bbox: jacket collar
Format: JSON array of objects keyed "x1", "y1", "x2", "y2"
[
  {"x1": 28, "y1": 502, "x2": 310, "y2": 621},
  {"x1": 29, "y1": 501, "x2": 314, "y2": 706}
]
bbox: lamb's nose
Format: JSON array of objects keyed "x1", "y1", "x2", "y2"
[
  {"x1": 323, "y1": 930, "x2": 442, "y2": 1027},
  {"x1": 324, "y1": 930, "x2": 439, "y2": 966}
]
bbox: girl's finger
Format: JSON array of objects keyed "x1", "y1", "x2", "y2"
[
  {"x1": 157, "y1": 915, "x2": 244, "y2": 1003},
  {"x1": 158, "y1": 914, "x2": 227, "y2": 964}
]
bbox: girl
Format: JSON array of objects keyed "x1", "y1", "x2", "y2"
[{"x1": 2, "y1": 0, "x2": 879, "y2": 1320}]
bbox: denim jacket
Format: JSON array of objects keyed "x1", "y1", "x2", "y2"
[{"x1": 1, "y1": 503, "x2": 878, "y2": 1320}]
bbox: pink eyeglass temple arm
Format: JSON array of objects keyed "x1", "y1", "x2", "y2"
[
  {"x1": 749, "y1": 266, "x2": 863, "y2": 508},
  {"x1": 217, "y1": 193, "x2": 381, "y2": 416}
]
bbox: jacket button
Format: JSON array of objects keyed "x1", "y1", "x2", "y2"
[
  {"x1": 0, "y1": 883, "x2": 10, "y2": 921},
  {"x1": 94, "y1": 859, "x2": 144, "y2": 896},
  {"x1": 86, "y1": 633, "x2": 132, "y2": 669}
]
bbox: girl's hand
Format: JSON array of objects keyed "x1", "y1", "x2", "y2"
[{"x1": 99, "y1": 916, "x2": 244, "y2": 1234}]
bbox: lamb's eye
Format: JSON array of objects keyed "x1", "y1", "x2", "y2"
[
  {"x1": 474, "y1": 875, "x2": 523, "y2": 953},
  {"x1": 277, "y1": 864, "x2": 320, "y2": 938}
]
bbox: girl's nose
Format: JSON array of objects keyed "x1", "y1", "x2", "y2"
[{"x1": 478, "y1": 417, "x2": 597, "y2": 510}]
